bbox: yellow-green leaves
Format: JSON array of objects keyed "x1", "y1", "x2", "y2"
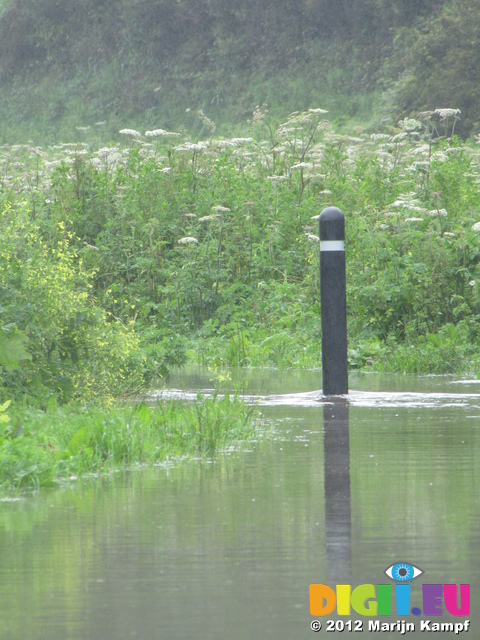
[{"x1": 0, "y1": 399, "x2": 11, "y2": 424}]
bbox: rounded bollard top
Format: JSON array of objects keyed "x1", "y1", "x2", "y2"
[{"x1": 319, "y1": 207, "x2": 345, "y2": 241}]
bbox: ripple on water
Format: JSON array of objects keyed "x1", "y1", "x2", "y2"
[{"x1": 151, "y1": 388, "x2": 480, "y2": 409}]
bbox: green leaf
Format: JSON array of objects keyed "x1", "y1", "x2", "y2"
[
  {"x1": 0, "y1": 326, "x2": 31, "y2": 371},
  {"x1": 68, "y1": 426, "x2": 92, "y2": 455},
  {"x1": 0, "y1": 400, "x2": 11, "y2": 412}
]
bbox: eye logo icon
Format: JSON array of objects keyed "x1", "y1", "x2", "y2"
[{"x1": 385, "y1": 562, "x2": 423, "y2": 582}]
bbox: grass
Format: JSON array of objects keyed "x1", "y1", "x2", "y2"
[{"x1": 0, "y1": 393, "x2": 263, "y2": 493}]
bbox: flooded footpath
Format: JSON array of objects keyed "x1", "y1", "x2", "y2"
[{"x1": 0, "y1": 368, "x2": 478, "y2": 639}]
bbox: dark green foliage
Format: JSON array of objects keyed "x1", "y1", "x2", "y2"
[
  {"x1": 0, "y1": 0, "x2": 469, "y2": 141},
  {"x1": 392, "y1": 0, "x2": 480, "y2": 136}
]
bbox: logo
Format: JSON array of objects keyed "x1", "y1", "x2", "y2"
[{"x1": 309, "y1": 562, "x2": 470, "y2": 618}]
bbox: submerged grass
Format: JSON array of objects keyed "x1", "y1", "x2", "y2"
[{"x1": 0, "y1": 394, "x2": 262, "y2": 493}]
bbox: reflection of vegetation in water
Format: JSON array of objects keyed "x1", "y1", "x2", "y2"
[{"x1": 350, "y1": 405, "x2": 480, "y2": 574}]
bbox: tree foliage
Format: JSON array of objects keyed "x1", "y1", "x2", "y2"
[
  {"x1": 6, "y1": 0, "x2": 477, "y2": 137},
  {"x1": 392, "y1": 0, "x2": 480, "y2": 136}
]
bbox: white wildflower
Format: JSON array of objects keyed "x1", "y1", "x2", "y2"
[
  {"x1": 291, "y1": 162, "x2": 310, "y2": 172},
  {"x1": 418, "y1": 110, "x2": 434, "y2": 120},
  {"x1": 76, "y1": 126, "x2": 90, "y2": 132},
  {"x1": 432, "y1": 151, "x2": 448, "y2": 162},
  {"x1": 405, "y1": 217, "x2": 424, "y2": 223},
  {"x1": 212, "y1": 205, "x2": 230, "y2": 212},
  {"x1": 399, "y1": 118, "x2": 422, "y2": 132},
  {"x1": 198, "y1": 214, "x2": 222, "y2": 222},
  {"x1": 308, "y1": 108, "x2": 328, "y2": 115},
  {"x1": 184, "y1": 213, "x2": 197, "y2": 219},
  {"x1": 428, "y1": 209, "x2": 448, "y2": 217},
  {"x1": 97, "y1": 146, "x2": 119, "y2": 158},
  {"x1": 157, "y1": 167, "x2": 171, "y2": 173},
  {"x1": 178, "y1": 237, "x2": 198, "y2": 245},
  {"x1": 471, "y1": 222, "x2": 480, "y2": 231},
  {"x1": 175, "y1": 142, "x2": 209, "y2": 152},
  {"x1": 434, "y1": 108, "x2": 461, "y2": 119},
  {"x1": 305, "y1": 233, "x2": 319, "y2": 242},
  {"x1": 145, "y1": 129, "x2": 180, "y2": 137},
  {"x1": 65, "y1": 149, "x2": 88, "y2": 156},
  {"x1": 277, "y1": 127, "x2": 296, "y2": 137},
  {"x1": 371, "y1": 134, "x2": 391, "y2": 141},
  {"x1": 411, "y1": 144, "x2": 433, "y2": 155},
  {"x1": 469, "y1": 280, "x2": 476, "y2": 286},
  {"x1": 443, "y1": 232, "x2": 456, "y2": 237},
  {"x1": 214, "y1": 140, "x2": 235, "y2": 148},
  {"x1": 119, "y1": 129, "x2": 142, "y2": 137}
]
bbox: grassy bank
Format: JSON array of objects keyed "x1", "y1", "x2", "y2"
[{"x1": 0, "y1": 393, "x2": 262, "y2": 493}]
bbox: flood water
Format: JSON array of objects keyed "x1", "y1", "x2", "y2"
[{"x1": 0, "y1": 368, "x2": 478, "y2": 639}]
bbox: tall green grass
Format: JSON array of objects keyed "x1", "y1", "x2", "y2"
[{"x1": 0, "y1": 395, "x2": 262, "y2": 493}]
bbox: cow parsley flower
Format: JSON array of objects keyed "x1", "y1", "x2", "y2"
[
  {"x1": 119, "y1": 129, "x2": 142, "y2": 137},
  {"x1": 198, "y1": 214, "x2": 222, "y2": 222},
  {"x1": 145, "y1": 129, "x2": 181, "y2": 137},
  {"x1": 434, "y1": 108, "x2": 461, "y2": 119},
  {"x1": 178, "y1": 237, "x2": 198, "y2": 245}
]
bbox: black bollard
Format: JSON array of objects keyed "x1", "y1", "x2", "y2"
[{"x1": 319, "y1": 207, "x2": 348, "y2": 395}]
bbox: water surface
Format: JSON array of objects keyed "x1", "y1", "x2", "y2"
[{"x1": 0, "y1": 369, "x2": 478, "y2": 639}]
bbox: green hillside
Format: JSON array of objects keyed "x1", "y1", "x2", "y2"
[{"x1": 2, "y1": 0, "x2": 478, "y2": 141}]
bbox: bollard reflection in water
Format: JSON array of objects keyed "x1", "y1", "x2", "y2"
[{"x1": 323, "y1": 399, "x2": 351, "y2": 585}]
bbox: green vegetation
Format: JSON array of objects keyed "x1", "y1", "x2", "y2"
[
  {"x1": 2, "y1": 108, "x2": 480, "y2": 389},
  {"x1": 0, "y1": 394, "x2": 261, "y2": 492},
  {"x1": 2, "y1": 0, "x2": 480, "y2": 492},
  {"x1": 1, "y1": 0, "x2": 478, "y2": 140}
]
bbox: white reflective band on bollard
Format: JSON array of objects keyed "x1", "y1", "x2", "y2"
[{"x1": 320, "y1": 240, "x2": 345, "y2": 252}]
